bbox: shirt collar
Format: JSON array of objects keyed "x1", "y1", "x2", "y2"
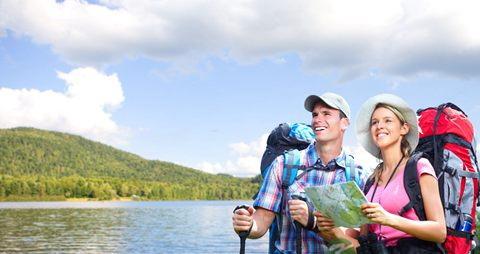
[{"x1": 307, "y1": 142, "x2": 348, "y2": 170}]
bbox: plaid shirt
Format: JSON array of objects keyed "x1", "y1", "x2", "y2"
[{"x1": 253, "y1": 142, "x2": 368, "y2": 253}]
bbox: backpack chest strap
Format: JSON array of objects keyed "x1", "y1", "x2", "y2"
[{"x1": 457, "y1": 170, "x2": 480, "y2": 179}]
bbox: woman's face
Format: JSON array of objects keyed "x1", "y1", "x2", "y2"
[{"x1": 370, "y1": 107, "x2": 409, "y2": 150}]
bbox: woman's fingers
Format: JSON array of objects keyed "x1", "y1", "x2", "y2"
[
  {"x1": 362, "y1": 207, "x2": 378, "y2": 214},
  {"x1": 361, "y1": 202, "x2": 379, "y2": 209},
  {"x1": 361, "y1": 203, "x2": 381, "y2": 214}
]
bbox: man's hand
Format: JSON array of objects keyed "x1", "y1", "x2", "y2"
[
  {"x1": 313, "y1": 211, "x2": 335, "y2": 232},
  {"x1": 288, "y1": 199, "x2": 310, "y2": 227},
  {"x1": 232, "y1": 206, "x2": 255, "y2": 234}
]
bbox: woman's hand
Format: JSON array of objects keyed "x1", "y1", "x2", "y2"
[{"x1": 361, "y1": 202, "x2": 395, "y2": 226}]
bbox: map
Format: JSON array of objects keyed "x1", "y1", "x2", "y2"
[{"x1": 304, "y1": 181, "x2": 370, "y2": 228}]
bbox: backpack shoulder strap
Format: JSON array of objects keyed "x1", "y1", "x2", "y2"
[
  {"x1": 363, "y1": 175, "x2": 375, "y2": 196},
  {"x1": 282, "y1": 149, "x2": 302, "y2": 188},
  {"x1": 399, "y1": 152, "x2": 427, "y2": 220},
  {"x1": 274, "y1": 149, "x2": 304, "y2": 243},
  {"x1": 345, "y1": 154, "x2": 360, "y2": 185}
]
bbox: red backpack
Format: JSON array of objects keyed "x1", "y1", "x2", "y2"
[
  {"x1": 364, "y1": 103, "x2": 479, "y2": 253},
  {"x1": 415, "y1": 103, "x2": 479, "y2": 253}
]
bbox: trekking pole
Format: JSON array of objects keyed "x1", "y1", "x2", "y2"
[
  {"x1": 238, "y1": 230, "x2": 248, "y2": 254},
  {"x1": 233, "y1": 205, "x2": 252, "y2": 254},
  {"x1": 291, "y1": 194, "x2": 307, "y2": 254},
  {"x1": 295, "y1": 220, "x2": 302, "y2": 254}
]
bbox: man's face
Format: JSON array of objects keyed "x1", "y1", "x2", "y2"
[{"x1": 310, "y1": 102, "x2": 349, "y2": 144}]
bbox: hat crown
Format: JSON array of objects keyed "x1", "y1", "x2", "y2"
[
  {"x1": 304, "y1": 92, "x2": 351, "y2": 119},
  {"x1": 355, "y1": 94, "x2": 419, "y2": 159}
]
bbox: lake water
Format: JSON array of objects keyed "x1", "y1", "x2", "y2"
[{"x1": 0, "y1": 200, "x2": 269, "y2": 254}]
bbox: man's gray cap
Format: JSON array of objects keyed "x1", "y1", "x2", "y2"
[{"x1": 304, "y1": 92, "x2": 351, "y2": 119}]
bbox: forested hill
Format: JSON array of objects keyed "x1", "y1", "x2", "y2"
[
  {"x1": 0, "y1": 127, "x2": 260, "y2": 201},
  {"x1": 0, "y1": 127, "x2": 227, "y2": 181}
]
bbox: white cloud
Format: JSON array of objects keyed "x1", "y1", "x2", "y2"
[
  {"x1": 198, "y1": 134, "x2": 381, "y2": 178},
  {"x1": 1, "y1": 0, "x2": 480, "y2": 78},
  {"x1": 229, "y1": 142, "x2": 252, "y2": 156},
  {"x1": 198, "y1": 134, "x2": 268, "y2": 177},
  {"x1": 0, "y1": 67, "x2": 128, "y2": 145}
]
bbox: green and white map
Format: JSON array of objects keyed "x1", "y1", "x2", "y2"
[{"x1": 304, "y1": 181, "x2": 370, "y2": 228}]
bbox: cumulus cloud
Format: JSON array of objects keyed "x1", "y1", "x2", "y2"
[
  {"x1": 198, "y1": 134, "x2": 268, "y2": 177},
  {"x1": 198, "y1": 133, "x2": 381, "y2": 177},
  {"x1": 1, "y1": 0, "x2": 480, "y2": 78},
  {"x1": 0, "y1": 67, "x2": 128, "y2": 145}
]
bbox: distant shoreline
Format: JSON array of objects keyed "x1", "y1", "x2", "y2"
[
  {"x1": 0, "y1": 197, "x2": 140, "y2": 202},
  {"x1": 66, "y1": 197, "x2": 134, "y2": 202},
  {"x1": 1, "y1": 198, "x2": 250, "y2": 202}
]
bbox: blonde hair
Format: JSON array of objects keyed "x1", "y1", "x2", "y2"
[{"x1": 372, "y1": 103, "x2": 412, "y2": 179}]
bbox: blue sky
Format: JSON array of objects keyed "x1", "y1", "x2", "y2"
[{"x1": 0, "y1": 0, "x2": 479, "y2": 177}]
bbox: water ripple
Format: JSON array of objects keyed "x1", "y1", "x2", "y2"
[{"x1": 0, "y1": 201, "x2": 269, "y2": 253}]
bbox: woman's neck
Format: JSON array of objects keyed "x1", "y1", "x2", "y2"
[{"x1": 380, "y1": 146, "x2": 404, "y2": 174}]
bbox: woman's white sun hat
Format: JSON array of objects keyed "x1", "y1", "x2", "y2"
[{"x1": 355, "y1": 94, "x2": 419, "y2": 159}]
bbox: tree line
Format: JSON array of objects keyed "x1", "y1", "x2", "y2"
[
  {"x1": 0, "y1": 174, "x2": 260, "y2": 201},
  {"x1": 0, "y1": 127, "x2": 262, "y2": 201}
]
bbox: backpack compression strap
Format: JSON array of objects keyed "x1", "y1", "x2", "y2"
[
  {"x1": 430, "y1": 103, "x2": 468, "y2": 171},
  {"x1": 398, "y1": 152, "x2": 427, "y2": 220}
]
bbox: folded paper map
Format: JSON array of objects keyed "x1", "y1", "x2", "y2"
[{"x1": 304, "y1": 181, "x2": 370, "y2": 228}]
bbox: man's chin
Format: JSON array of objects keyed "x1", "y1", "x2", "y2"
[{"x1": 315, "y1": 137, "x2": 330, "y2": 143}]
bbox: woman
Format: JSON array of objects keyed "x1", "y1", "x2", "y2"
[{"x1": 355, "y1": 94, "x2": 446, "y2": 252}]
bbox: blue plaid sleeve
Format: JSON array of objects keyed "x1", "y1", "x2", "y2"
[{"x1": 253, "y1": 155, "x2": 284, "y2": 213}]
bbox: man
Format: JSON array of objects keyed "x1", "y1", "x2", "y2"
[{"x1": 232, "y1": 92, "x2": 368, "y2": 253}]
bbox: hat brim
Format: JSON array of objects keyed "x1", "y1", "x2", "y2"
[
  {"x1": 355, "y1": 94, "x2": 419, "y2": 159},
  {"x1": 304, "y1": 94, "x2": 350, "y2": 119},
  {"x1": 304, "y1": 95, "x2": 323, "y2": 112}
]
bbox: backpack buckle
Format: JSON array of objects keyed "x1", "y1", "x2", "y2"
[
  {"x1": 447, "y1": 203, "x2": 460, "y2": 213},
  {"x1": 445, "y1": 166, "x2": 456, "y2": 176},
  {"x1": 408, "y1": 180, "x2": 417, "y2": 188}
]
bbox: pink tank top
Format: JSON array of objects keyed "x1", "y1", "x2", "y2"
[{"x1": 365, "y1": 158, "x2": 436, "y2": 247}]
